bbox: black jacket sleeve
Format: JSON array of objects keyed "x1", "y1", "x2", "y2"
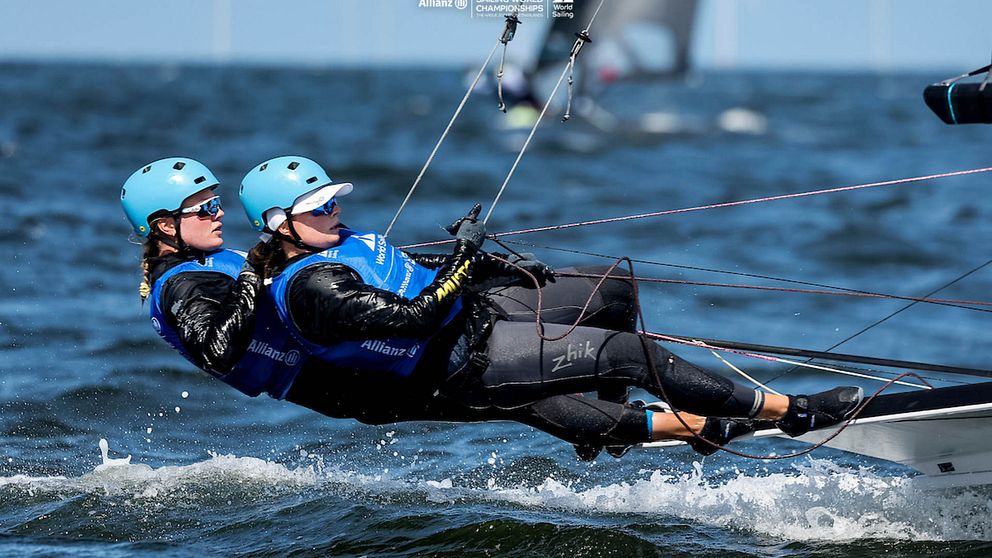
[
  {"x1": 287, "y1": 239, "x2": 478, "y2": 346},
  {"x1": 404, "y1": 251, "x2": 449, "y2": 269},
  {"x1": 159, "y1": 266, "x2": 262, "y2": 376},
  {"x1": 406, "y1": 250, "x2": 525, "y2": 291}
]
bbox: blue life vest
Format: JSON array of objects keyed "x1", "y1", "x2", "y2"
[
  {"x1": 149, "y1": 249, "x2": 306, "y2": 399},
  {"x1": 269, "y1": 229, "x2": 462, "y2": 377}
]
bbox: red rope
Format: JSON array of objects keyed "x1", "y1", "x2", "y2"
[
  {"x1": 400, "y1": 166, "x2": 992, "y2": 249},
  {"x1": 556, "y1": 271, "x2": 992, "y2": 308}
]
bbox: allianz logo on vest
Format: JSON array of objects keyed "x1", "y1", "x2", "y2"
[
  {"x1": 360, "y1": 340, "x2": 418, "y2": 358},
  {"x1": 247, "y1": 340, "x2": 301, "y2": 366},
  {"x1": 396, "y1": 259, "x2": 416, "y2": 297}
]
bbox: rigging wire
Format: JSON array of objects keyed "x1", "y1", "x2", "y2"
[
  {"x1": 557, "y1": 271, "x2": 992, "y2": 311},
  {"x1": 489, "y1": 166, "x2": 992, "y2": 237},
  {"x1": 708, "y1": 347, "x2": 974, "y2": 391},
  {"x1": 402, "y1": 165, "x2": 992, "y2": 247},
  {"x1": 798, "y1": 361, "x2": 973, "y2": 387},
  {"x1": 642, "y1": 332, "x2": 930, "y2": 389},
  {"x1": 648, "y1": 332, "x2": 992, "y2": 378},
  {"x1": 383, "y1": 3, "x2": 523, "y2": 238},
  {"x1": 483, "y1": 0, "x2": 606, "y2": 224},
  {"x1": 764, "y1": 257, "x2": 992, "y2": 384},
  {"x1": 495, "y1": 14, "x2": 522, "y2": 112},
  {"x1": 815, "y1": 258, "x2": 992, "y2": 352},
  {"x1": 488, "y1": 239, "x2": 992, "y2": 316}
]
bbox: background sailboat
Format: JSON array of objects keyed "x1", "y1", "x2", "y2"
[{"x1": 499, "y1": 0, "x2": 765, "y2": 149}]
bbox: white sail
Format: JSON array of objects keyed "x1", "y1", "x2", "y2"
[{"x1": 535, "y1": 0, "x2": 698, "y2": 94}]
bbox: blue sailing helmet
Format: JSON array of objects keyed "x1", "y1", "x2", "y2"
[
  {"x1": 240, "y1": 155, "x2": 352, "y2": 232},
  {"x1": 120, "y1": 157, "x2": 220, "y2": 237}
]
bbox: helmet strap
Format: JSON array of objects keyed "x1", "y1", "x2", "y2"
[
  {"x1": 151, "y1": 215, "x2": 204, "y2": 262},
  {"x1": 267, "y1": 211, "x2": 325, "y2": 253}
]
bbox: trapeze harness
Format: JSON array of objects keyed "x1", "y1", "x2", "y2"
[
  {"x1": 149, "y1": 249, "x2": 306, "y2": 398},
  {"x1": 269, "y1": 229, "x2": 462, "y2": 377}
]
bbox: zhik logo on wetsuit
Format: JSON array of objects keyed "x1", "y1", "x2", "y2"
[
  {"x1": 551, "y1": 340, "x2": 597, "y2": 372},
  {"x1": 247, "y1": 340, "x2": 301, "y2": 366}
]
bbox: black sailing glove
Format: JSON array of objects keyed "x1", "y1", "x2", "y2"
[
  {"x1": 509, "y1": 252, "x2": 556, "y2": 287},
  {"x1": 445, "y1": 203, "x2": 487, "y2": 251}
]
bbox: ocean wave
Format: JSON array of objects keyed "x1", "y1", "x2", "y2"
[
  {"x1": 2, "y1": 442, "x2": 990, "y2": 543},
  {"x1": 482, "y1": 458, "x2": 992, "y2": 542}
]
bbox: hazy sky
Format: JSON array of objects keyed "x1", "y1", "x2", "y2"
[{"x1": 1, "y1": 0, "x2": 989, "y2": 70}]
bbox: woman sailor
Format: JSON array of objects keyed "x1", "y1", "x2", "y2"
[
  {"x1": 120, "y1": 157, "x2": 306, "y2": 399},
  {"x1": 120, "y1": 157, "x2": 739, "y2": 458},
  {"x1": 239, "y1": 155, "x2": 866, "y2": 456}
]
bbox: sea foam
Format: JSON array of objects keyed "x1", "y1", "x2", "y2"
[{"x1": 1, "y1": 441, "x2": 989, "y2": 542}]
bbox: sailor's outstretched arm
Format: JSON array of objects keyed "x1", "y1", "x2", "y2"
[{"x1": 286, "y1": 238, "x2": 479, "y2": 345}]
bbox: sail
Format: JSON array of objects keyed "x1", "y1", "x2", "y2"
[{"x1": 534, "y1": 0, "x2": 699, "y2": 84}]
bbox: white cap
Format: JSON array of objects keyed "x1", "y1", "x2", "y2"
[{"x1": 264, "y1": 182, "x2": 353, "y2": 231}]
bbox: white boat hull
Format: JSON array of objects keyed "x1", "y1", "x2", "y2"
[{"x1": 642, "y1": 382, "x2": 992, "y2": 488}]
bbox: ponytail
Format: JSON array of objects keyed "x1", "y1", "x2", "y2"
[
  {"x1": 256, "y1": 236, "x2": 287, "y2": 279},
  {"x1": 138, "y1": 237, "x2": 161, "y2": 302}
]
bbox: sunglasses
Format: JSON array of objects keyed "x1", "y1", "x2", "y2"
[
  {"x1": 310, "y1": 198, "x2": 337, "y2": 216},
  {"x1": 179, "y1": 196, "x2": 222, "y2": 218}
]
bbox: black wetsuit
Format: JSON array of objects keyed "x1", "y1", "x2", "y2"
[
  {"x1": 282, "y1": 253, "x2": 760, "y2": 448},
  {"x1": 152, "y1": 247, "x2": 757, "y2": 449},
  {"x1": 148, "y1": 252, "x2": 261, "y2": 375},
  {"x1": 149, "y1": 249, "x2": 652, "y2": 446},
  {"x1": 282, "y1": 263, "x2": 656, "y2": 446},
  {"x1": 457, "y1": 267, "x2": 758, "y2": 417}
]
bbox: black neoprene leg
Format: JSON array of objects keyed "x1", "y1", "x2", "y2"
[
  {"x1": 446, "y1": 321, "x2": 759, "y2": 417},
  {"x1": 507, "y1": 394, "x2": 652, "y2": 446},
  {"x1": 287, "y1": 357, "x2": 652, "y2": 446},
  {"x1": 486, "y1": 265, "x2": 636, "y2": 404},
  {"x1": 486, "y1": 265, "x2": 637, "y2": 332}
]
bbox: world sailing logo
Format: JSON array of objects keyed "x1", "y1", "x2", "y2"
[
  {"x1": 351, "y1": 232, "x2": 388, "y2": 265},
  {"x1": 352, "y1": 232, "x2": 377, "y2": 251}
]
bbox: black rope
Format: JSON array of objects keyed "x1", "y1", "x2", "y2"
[
  {"x1": 497, "y1": 238, "x2": 992, "y2": 316},
  {"x1": 484, "y1": 243, "x2": 921, "y2": 460},
  {"x1": 766, "y1": 258, "x2": 992, "y2": 384}
]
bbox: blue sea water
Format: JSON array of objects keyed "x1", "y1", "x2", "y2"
[{"x1": 1, "y1": 62, "x2": 992, "y2": 556}]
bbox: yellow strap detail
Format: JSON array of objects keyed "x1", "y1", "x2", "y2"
[{"x1": 434, "y1": 259, "x2": 472, "y2": 300}]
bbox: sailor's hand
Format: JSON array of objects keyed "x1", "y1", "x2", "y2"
[
  {"x1": 446, "y1": 204, "x2": 486, "y2": 251},
  {"x1": 509, "y1": 252, "x2": 556, "y2": 287}
]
